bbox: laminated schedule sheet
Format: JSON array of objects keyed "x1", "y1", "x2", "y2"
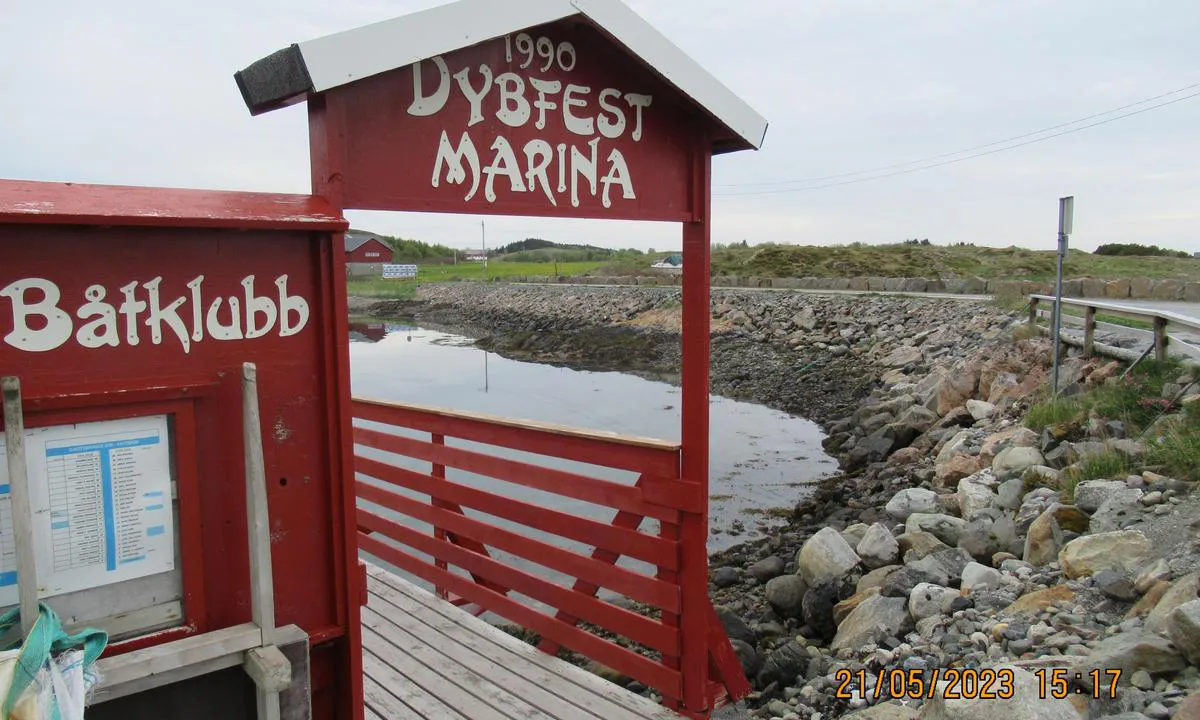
[{"x1": 0, "y1": 416, "x2": 175, "y2": 605}]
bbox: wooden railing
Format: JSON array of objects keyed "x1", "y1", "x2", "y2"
[
  {"x1": 351, "y1": 397, "x2": 750, "y2": 717},
  {"x1": 1029, "y1": 294, "x2": 1200, "y2": 362}
]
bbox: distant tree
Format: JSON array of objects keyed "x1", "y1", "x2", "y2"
[{"x1": 1094, "y1": 242, "x2": 1189, "y2": 258}]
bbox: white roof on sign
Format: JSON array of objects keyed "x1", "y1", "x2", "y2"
[{"x1": 293, "y1": 0, "x2": 767, "y2": 152}]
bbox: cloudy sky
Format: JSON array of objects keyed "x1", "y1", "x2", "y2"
[{"x1": 4, "y1": 0, "x2": 1199, "y2": 253}]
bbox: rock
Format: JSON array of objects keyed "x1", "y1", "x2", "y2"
[
  {"x1": 1043, "y1": 443, "x2": 1073, "y2": 469},
  {"x1": 1167, "y1": 600, "x2": 1200, "y2": 664},
  {"x1": 911, "y1": 548, "x2": 975, "y2": 587},
  {"x1": 755, "y1": 639, "x2": 810, "y2": 687},
  {"x1": 714, "y1": 605, "x2": 756, "y2": 646},
  {"x1": 858, "y1": 565, "x2": 901, "y2": 593},
  {"x1": 857, "y1": 523, "x2": 900, "y2": 569},
  {"x1": 1023, "y1": 504, "x2": 1089, "y2": 566},
  {"x1": 992, "y1": 446, "x2": 1046, "y2": 479},
  {"x1": 1059, "y1": 530, "x2": 1152, "y2": 579},
  {"x1": 841, "y1": 523, "x2": 870, "y2": 548},
  {"x1": 728, "y1": 638, "x2": 760, "y2": 677},
  {"x1": 833, "y1": 586, "x2": 880, "y2": 626},
  {"x1": 1021, "y1": 464, "x2": 1062, "y2": 489},
  {"x1": 797, "y1": 527, "x2": 860, "y2": 587},
  {"x1": 749, "y1": 556, "x2": 787, "y2": 583},
  {"x1": 1135, "y1": 559, "x2": 1171, "y2": 593},
  {"x1": 885, "y1": 488, "x2": 941, "y2": 520},
  {"x1": 711, "y1": 566, "x2": 740, "y2": 588},
  {"x1": 889, "y1": 405, "x2": 940, "y2": 447},
  {"x1": 1090, "y1": 488, "x2": 1146, "y2": 533},
  {"x1": 1093, "y1": 570, "x2": 1139, "y2": 601},
  {"x1": 1176, "y1": 691, "x2": 1200, "y2": 720},
  {"x1": 909, "y1": 583, "x2": 960, "y2": 621},
  {"x1": 1146, "y1": 572, "x2": 1200, "y2": 633},
  {"x1": 957, "y1": 477, "x2": 998, "y2": 520},
  {"x1": 764, "y1": 575, "x2": 807, "y2": 619},
  {"x1": 936, "y1": 362, "x2": 980, "y2": 416},
  {"x1": 1074, "y1": 480, "x2": 1131, "y2": 513},
  {"x1": 843, "y1": 704, "x2": 918, "y2": 719},
  {"x1": 792, "y1": 308, "x2": 817, "y2": 331},
  {"x1": 803, "y1": 582, "x2": 841, "y2": 643},
  {"x1": 897, "y1": 531, "x2": 951, "y2": 559},
  {"x1": 1129, "y1": 580, "x2": 1172, "y2": 620},
  {"x1": 958, "y1": 514, "x2": 1015, "y2": 562},
  {"x1": 936, "y1": 454, "x2": 986, "y2": 486},
  {"x1": 1072, "y1": 631, "x2": 1186, "y2": 678},
  {"x1": 906, "y1": 513, "x2": 967, "y2": 546},
  {"x1": 847, "y1": 430, "x2": 899, "y2": 469},
  {"x1": 1002, "y1": 585, "x2": 1076, "y2": 616},
  {"x1": 1015, "y1": 488, "x2": 1059, "y2": 533},
  {"x1": 881, "y1": 566, "x2": 948, "y2": 597},
  {"x1": 997, "y1": 478, "x2": 1024, "y2": 510},
  {"x1": 885, "y1": 345, "x2": 924, "y2": 368},
  {"x1": 965, "y1": 399, "x2": 996, "y2": 421},
  {"x1": 922, "y1": 665, "x2": 1078, "y2": 719},
  {"x1": 830, "y1": 595, "x2": 913, "y2": 653},
  {"x1": 962, "y1": 562, "x2": 1002, "y2": 592}
]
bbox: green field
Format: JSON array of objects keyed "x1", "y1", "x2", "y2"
[{"x1": 346, "y1": 260, "x2": 610, "y2": 298}]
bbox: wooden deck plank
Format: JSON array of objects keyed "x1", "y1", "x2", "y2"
[
  {"x1": 365, "y1": 595, "x2": 638, "y2": 720},
  {"x1": 365, "y1": 612, "x2": 556, "y2": 720},
  {"x1": 365, "y1": 566, "x2": 681, "y2": 720},
  {"x1": 364, "y1": 652, "x2": 469, "y2": 720},
  {"x1": 364, "y1": 627, "x2": 515, "y2": 720}
]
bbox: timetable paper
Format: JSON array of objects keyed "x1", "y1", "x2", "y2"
[{"x1": 12, "y1": 416, "x2": 177, "y2": 599}]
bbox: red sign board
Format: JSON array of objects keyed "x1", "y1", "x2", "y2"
[{"x1": 327, "y1": 21, "x2": 697, "y2": 221}]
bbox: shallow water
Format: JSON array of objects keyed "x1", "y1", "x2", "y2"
[{"x1": 349, "y1": 319, "x2": 836, "y2": 589}]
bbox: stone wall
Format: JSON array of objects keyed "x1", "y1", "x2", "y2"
[{"x1": 496, "y1": 274, "x2": 1200, "y2": 300}]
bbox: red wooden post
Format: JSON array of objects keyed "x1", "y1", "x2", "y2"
[
  {"x1": 432, "y1": 433, "x2": 449, "y2": 600},
  {"x1": 679, "y1": 135, "x2": 713, "y2": 714}
]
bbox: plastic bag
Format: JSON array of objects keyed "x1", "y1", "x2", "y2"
[{"x1": 0, "y1": 604, "x2": 107, "y2": 720}]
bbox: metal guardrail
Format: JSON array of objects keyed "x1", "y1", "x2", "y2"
[{"x1": 1029, "y1": 294, "x2": 1200, "y2": 362}]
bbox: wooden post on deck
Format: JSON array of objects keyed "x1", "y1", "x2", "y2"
[
  {"x1": 2, "y1": 377, "x2": 39, "y2": 636},
  {"x1": 1154, "y1": 317, "x2": 1169, "y2": 362},
  {"x1": 1028, "y1": 297, "x2": 1039, "y2": 326},
  {"x1": 678, "y1": 138, "x2": 713, "y2": 715}
]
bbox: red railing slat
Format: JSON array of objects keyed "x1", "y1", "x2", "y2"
[
  {"x1": 360, "y1": 532, "x2": 684, "y2": 700},
  {"x1": 354, "y1": 398, "x2": 681, "y2": 477},
  {"x1": 357, "y1": 481, "x2": 680, "y2": 612},
  {"x1": 354, "y1": 426, "x2": 683, "y2": 521},
  {"x1": 356, "y1": 457, "x2": 679, "y2": 570},
  {"x1": 358, "y1": 508, "x2": 679, "y2": 655}
]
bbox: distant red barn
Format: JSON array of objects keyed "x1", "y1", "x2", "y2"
[{"x1": 345, "y1": 230, "x2": 393, "y2": 263}]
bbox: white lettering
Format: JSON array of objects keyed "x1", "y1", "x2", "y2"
[
  {"x1": 454, "y1": 64, "x2": 494, "y2": 127},
  {"x1": 563, "y1": 84, "x2": 594, "y2": 136},
  {"x1": 432, "y1": 131, "x2": 481, "y2": 201},
  {"x1": 206, "y1": 297, "x2": 243, "y2": 341},
  {"x1": 597, "y1": 88, "x2": 626, "y2": 139},
  {"x1": 570, "y1": 138, "x2": 599, "y2": 208},
  {"x1": 601, "y1": 149, "x2": 636, "y2": 208},
  {"x1": 276, "y1": 275, "x2": 309, "y2": 337},
  {"x1": 144, "y1": 276, "x2": 191, "y2": 352},
  {"x1": 523, "y1": 140, "x2": 556, "y2": 206},
  {"x1": 483, "y1": 136, "x2": 527, "y2": 202},
  {"x1": 75, "y1": 285, "x2": 119, "y2": 349},
  {"x1": 0, "y1": 278, "x2": 73, "y2": 352},
  {"x1": 187, "y1": 276, "x2": 204, "y2": 342},
  {"x1": 625, "y1": 93, "x2": 653, "y2": 142},
  {"x1": 556, "y1": 143, "x2": 568, "y2": 193},
  {"x1": 529, "y1": 78, "x2": 561, "y2": 131},
  {"x1": 241, "y1": 276, "x2": 278, "y2": 340},
  {"x1": 495, "y1": 73, "x2": 531, "y2": 128},
  {"x1": 408, "y1": 56, "x2": 451, "y2": 116},
  {"x1": 119, "y1": 281, "x2": 145, "y2": 346}
]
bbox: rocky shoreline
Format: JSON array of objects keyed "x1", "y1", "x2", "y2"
[{"x1": 351, "y1": 284, "x2": 1200, "y2": 720}]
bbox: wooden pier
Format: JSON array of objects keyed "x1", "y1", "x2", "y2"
[{"x1": 362, "y1": 566, "x2": 681, "y2": 720}]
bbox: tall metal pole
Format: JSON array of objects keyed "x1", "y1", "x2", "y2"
[
  {"x1": 481, "y1": 221, "x2": 487, "y2": 280},
  {"x1": 1052, "y1": 196, "x2": 1073, "y2": 397}
]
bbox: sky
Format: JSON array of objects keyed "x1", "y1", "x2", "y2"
[{"x1": 3, "y1": 0, "x2": 1200, "y2": 254}]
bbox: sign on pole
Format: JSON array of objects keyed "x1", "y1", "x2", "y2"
[{"x1": 382, "y1": 264, "x2": 417, "y2": 279}]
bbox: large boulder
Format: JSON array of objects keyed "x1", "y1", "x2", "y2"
[
  {"x1": 957, "y1": 477, "x2": 998, "y2": 520},
  {"x1": 764, "y1": 575, "x2": 807, "y2": 619},
  {"x1": 1147, "y1": 572, "x2": 1200, "y2": 633},
  {"x1": 830, "y1": 595, "x2": 913, "y2": 653},
  {"x1": 1089, "y1": 487, "x2": 1145, "y2": 533},
  {"x1": 885, "y1": 488, "x2": 940, "y2": 520},
  {"x1": 1166, "y1": 600, "x2": 1200, "y2": 665},
  {"x1": 714, "y1": 605, "x2": 756, "y2": 646},
  {"x1": 992, "y1": 446, "x2": 1046, "y2": 479},
  {"x1": 906, "y1": 513, "x2": 967, "y2": 546},
  {"x1": 755, "y1": 639, "x2": 810, "y2": 687},
  {"x1": 1072, "y1": 631, "x2": 1187, "y2": 678},
  {"x1": 965, "y1": 399, "x2": 996, "y2": 421},
  {"x1": 1058, "y1": 530, "x2": 1152, "y2": 579},
  {"x1": 936, "y1": 454, "x2": 985, "y2": 486},
  {"x1": 796, "y1": 527, "x2": 860, "y2": 587},
  {"x1": 922, "y1": 665, "x2": 1077, "y2": 719},
  {"x1": 856, "y1": 523, "x2": 900, "y2": 569},
  {"x1": 936, "y1": 362, "x2": 981, "y2": 415},
  {"x1": 749, "y1": 555, "x2": 787, "y2": 583},
  {"x1": 909, "y1": 583, "x2": 960, "y2": 621},
  {"x1": 1022, "y1": 504, "x2": 1089, "y2": 566},
  {"x1": 1073, "y1": 479, "x2": 1129, "y2": 513}
]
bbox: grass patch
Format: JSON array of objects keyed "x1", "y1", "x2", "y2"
[
  {"x1": 1148, "y1": 426, "x2": 1200, "y2": 482},
  {"x1": 1025, "y1": 397, "x2": 1086, "y2": 430},
  {"x1": 345, "y1": 279, "x2": 419, "y2": 298},
  {"x1": 1065, "y1": 450, "x2": 1133, "y2": 499}
]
